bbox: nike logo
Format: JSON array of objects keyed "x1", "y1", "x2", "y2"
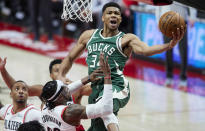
[{"x1": 95, "y1": 96, "x2": 102, "y2": 102}]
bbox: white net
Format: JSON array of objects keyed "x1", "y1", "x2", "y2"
[{"x1": 61, "y1": 0, "x2": 93, "y2": 23}]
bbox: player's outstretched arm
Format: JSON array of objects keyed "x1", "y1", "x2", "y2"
[
  {"x1": 72, "y1": 84, "x2": 92, "y2": 104},
  {"x1": 0, "y1": 57, "x2": 43, "y2": 97},
  {"x1": 58, "y1": 30, "x2": 95, "y2": 81},
  {"x1": 125, "y1": 26, "x2": 184, "y2": 56},
  {"x1": 62, "y1": 53, "x2": 114, "y2": 129},
  {"x1": 61, "y1": 67, "x2": 102, "y2": 97},
  {"x1": 27, "y1": 85, "x2": 43, "y2": 97},
  {"x1": 0, "y1": 57, "x2": 16, "y2": 88}
]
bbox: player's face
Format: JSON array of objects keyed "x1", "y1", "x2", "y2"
[
  {"x1": 10, "y1": 82, "x2": 28, "y2": 104},
  {"x1": 102, "y1": 7, "x2": 122, "y2": 30},
  {"x1": 50, "y1": 64, "x2": 61, "y2": 80}
]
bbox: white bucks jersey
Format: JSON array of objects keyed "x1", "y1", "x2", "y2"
[
  {"x1": 0, "y1": 104, "x2": 41, "y2": 131},
  {"x1": 41, "y1": 105, "x2": 76, "y2": 131}
]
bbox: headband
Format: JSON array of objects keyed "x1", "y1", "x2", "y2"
[{"x1": 47, "y1": 80, "x2": 64, "y2": 102}]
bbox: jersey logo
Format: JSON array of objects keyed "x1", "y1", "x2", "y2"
[{"x1": 95, "y1": 96, "x2": 102, "y2": 102}]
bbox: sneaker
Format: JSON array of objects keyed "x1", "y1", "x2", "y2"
[
  {"x1": 179, "y1": 80, "x2": 187, "y2": 87},
  {"x1": 178, "y1": 80, "x2": 188, "y2": 92},
  {"x1": 164, "y1": 78, "x2": 173, "y2": 87}
]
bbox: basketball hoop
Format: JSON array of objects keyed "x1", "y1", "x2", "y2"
[{"x1": 61, "y1": 0, "x2": 93, "y2": 23}]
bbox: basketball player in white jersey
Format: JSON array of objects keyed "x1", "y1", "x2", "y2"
[
  {"x1": 0, "y1": 57, "x2": 91, "y2": 105},
  {"x1": 0, "y1": 80, "x2": 41, "y2": 131},
  {"x1": 0, "y1": 57, "x2": 90, "y2": 130},
  {"x1": 0, "y1": 57, "x2": 118, "y2": 130},
  {"x1": 41, "y1": 53, "x2": 119, "y2": 131}
]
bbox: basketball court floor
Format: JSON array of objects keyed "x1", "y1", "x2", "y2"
[{"x1": 1, "y1": 44, "x2": 205, "y2": 131}]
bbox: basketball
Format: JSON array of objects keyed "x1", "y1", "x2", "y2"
[{"x1": 158, "y1": 11, "x2": 186, "y2": 38}]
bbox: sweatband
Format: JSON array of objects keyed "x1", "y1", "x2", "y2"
[
  {"x1": 101, "y1": 113, "x2": 119, "y2": 129},
  {"x1": 66, "y1": 80, "x2": 84, "y2": 95},
  {"x1": 86, "y1": 84, "x2": 113, "y2": 119}
]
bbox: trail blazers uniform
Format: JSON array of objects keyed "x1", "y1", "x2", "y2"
[
  {"x1": 0, "y1": 104, "x2": 41, "y2": 131},
  {"x1": 41, "y1": 105, "x2": 76, "y2": 131}
]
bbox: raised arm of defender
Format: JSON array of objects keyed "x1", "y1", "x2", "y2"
[
  {"x1": 0, "y1": 57, "x2": 43, "y2": 96},
  {"x1": 62, "y1": 53, "x2": 113, "y2": 123},
  {"x1": 0, "y1": 57, "x2": 15, "y2": 88},
  {"x1": 122, "y1": 26, "x2": 185, "y2": 56}
]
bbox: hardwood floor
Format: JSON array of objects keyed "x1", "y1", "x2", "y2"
[{"x1": 0, "y1": 45, "x2": 205, "y2": 131}]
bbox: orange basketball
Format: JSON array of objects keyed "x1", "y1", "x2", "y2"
[{"x1": 159, "y1": 11, "x2": 186, "y2": 38}]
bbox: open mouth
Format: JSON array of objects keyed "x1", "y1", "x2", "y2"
[{"x1": 110, "y1": 20, "x2": 117, "y2": 26}]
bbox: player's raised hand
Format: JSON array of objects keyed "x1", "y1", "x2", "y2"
[
  {"x1": 89, "y1": 68, "x2": 103, "y2": 82},
  {"x1": 100, "y1": 52, "x2": 111, "y2": 77},
  {"x1": 169, "y1": 26, "x2": 185, "y2": 49},
  {"x1": 0, "y1": 57, "x2": 7, "y2": 70}
]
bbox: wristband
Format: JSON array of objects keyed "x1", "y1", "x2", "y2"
[{"x1": 104, "y1": 76, "x2": 111, "y2": 79}]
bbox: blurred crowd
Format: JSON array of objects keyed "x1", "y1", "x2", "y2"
[
  {"x1": 0, "y1": 0, "x2": 204, "y2": 43},
  {"x1": 0, "y1": 0, "x2": 136, "y2": 42}
]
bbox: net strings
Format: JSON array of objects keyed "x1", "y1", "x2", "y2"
[{"x1": 61, "y1": 0, "x2": 93, "y2": 22}]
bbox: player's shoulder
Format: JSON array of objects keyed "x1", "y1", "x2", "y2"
[
  {"x1": 81, "y1": 29, "x2": 96, "y2": 37},
  {"x1": 25, "y1": 105, "x2": 41, "y2": 122},
  {"x1": 3, "y1": 104, "x2": 12, "y2": 108},
  {"x1": 79, "y1": 29, "x2": 96, "y2": 44},
  {"x1": 26, "y1": 105, "x2": 41, "y2": 113},
  {"x1": 53, "y1": 105, "x2": 68, "y2": 114},
  {"x1": 0, "y1": 104, "x2": 12, "y2": 111},
  {"x1": 122, "y1": 33, "x2": 139, "y2": 39},
  {"x1": 0, "y1": 104, "x2": 12, "y2": 116},
  {"x1": 54, "y1": 105, "x2": 68, "y2": 110},
  {"x1": 51, "y1": 105, "x2": 68, "y2": 119}
]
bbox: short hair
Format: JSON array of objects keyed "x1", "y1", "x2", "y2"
[
  {"x1": 11, "y1": 80, "x2": 27, "y2": 89},
  {"x1": 102, "y1": 2, "x2": 121, "y2": 13},
  {"x1": 41, "y1": 80, "x2": 60, "y2": 110},
  {"x1": 17, "y1": 120, "x2": 45, "y2": 131},
  {"x1": 49, "y1": 59, "x2": 62, "y2": 74}
]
